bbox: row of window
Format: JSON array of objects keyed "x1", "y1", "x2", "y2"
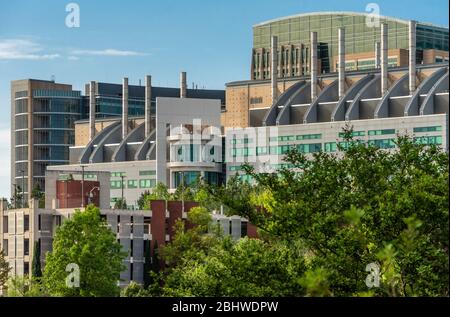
[
  {"x1": 269, "y1": 133, "x2": 322, "y2": 142},
  {"x1": 110, "y1": 179, "x2": 157, "y2": 190},
  {"x1": 231, "y1": 143, "x2": 323, "y2": 157}
]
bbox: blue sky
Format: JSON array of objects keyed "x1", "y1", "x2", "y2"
[{"x1": 0, "y1": 0, "x2": 448, "y2": 198}]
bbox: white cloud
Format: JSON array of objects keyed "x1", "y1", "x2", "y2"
[
  {"x1": 71, "y1": 48, "x2": 148, "y2": 57},
  {"x1": 67, "y1": 56, "x2": 80, "y2": 61},
  {"x1": 0, "y1": 39, "x2": 60, "y2": 60}
]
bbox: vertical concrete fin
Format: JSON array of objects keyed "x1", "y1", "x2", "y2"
[
  {"x1": 381, "y1": 23, "x2": 388, "y2": 94},
  {"x1": 409, "y1": 20, "x2": 417, "y2": 94},
  {"x1": 375, "y1": 41, "x2": 381, "y2": 69},
  {"x1": 122, "y1": 77, "x2": 129, "y2": 140},
  {"x1": 89, "y1": 81, "x2": 96, "y2": 141},
  {"x1": 180, "y1": 72, "x2": 187, "y2": 98},
  {"x1": 310, "y1": 31, "x2": 318, "y2": 101},
  {"x1": 338, "y1": 28, "x2": 345, "y2": 98},
  {"x1": 145, "y1": 75, "x2": 152, "y2": 137},
  {"x1": 271, "y1": 36, "x2": 278, "y2": 104}
]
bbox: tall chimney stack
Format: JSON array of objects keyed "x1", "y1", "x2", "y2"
[
  {"x1": 145, "y1": 75, "x2": 152, "y2": 137},
  {"x1": 310, "y1": 31, "x2": 318, "y2": 101},
  {"x1": 271, "y1": 36, "x2": 278, "y2": 104},
  {"x1": 180, "y1": 72, "x2": 187, "y2": 98},
  {"x1": 381, "y1": 23, "x2": 388, "y2": 95},
  {"x1": 338, "y1": 28, "x2": 345, "y2": 98},
  {"x1": 409, "y1": 20, "x2": 417, "y2": 94},
  {"x1": 375, "y1": 41, "x2": 381, "y2": 69},
  {"x1": 89, "y1": 81, "x2": 96, "y2": 141},
  {"x1": 122, "y1": 77, "x2": 129, "y2": 140}
]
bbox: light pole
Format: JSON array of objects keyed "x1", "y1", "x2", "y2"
[{"x1": 80, "y1": 165, "x2": 87, "y2": 208}]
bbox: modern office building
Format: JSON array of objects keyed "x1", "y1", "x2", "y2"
[
  {"x1": 48, "y1": 89, "x2": 224, "y2": 209},
  {"x1": 11, "y1": 80, "x2": 85, "y2": 202},
  {"x1": 223, "y1": 12, "x2": 448, "y2": 128},
  {"x1": 225, "y1": 13, "x2": 448, "y2": 178},
  {"x1": 250, "y1": 11, "x2": 449, "y2": 80},
  {"x1": 10, "y1": 76, "x2": 225, "y2": 202}
]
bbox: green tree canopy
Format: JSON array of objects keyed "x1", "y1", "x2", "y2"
[
  {"x1": 209, "y1": 135, "x2": 448, "y2": 296},
  {"x1": 43, "y1": 205, "x2": 126, "y2": 297},
  {"x1": 0, "y1": 249, "x2": 10, "y2": 290}
]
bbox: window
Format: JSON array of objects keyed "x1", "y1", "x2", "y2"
[
  {"x1": 24, "y1": 239, "x2": 29, "y2": 256},
  {"x1": 339, "y1": 131, "x2": 365, "y2": 137},
  {"x1": 110, "y1": 180, "x2": 126, "y2": 189},
  {"x1": 111, "y1": 172, "x2": 126, "y2": 177},
  {"x1": 231, "y1": 138, "x2": 253, "y2": 144},
  {"x1": 296, "y1": 143, "x2": 322, "y2": 153},
  {"x1": 231, "y1": 147, "x2": 254, "y2": 157},
  {"x1": 256, "y1": 146, "x2": 269, "y2": 156},
  {"x1": 144, "y1": 217, "x2": 151, "y2": 234},
  {"x1": 324, "y1": 142, "x2": 337, "y2": 152},
  {"x1": 139, "y1": 179, "x2": 156, "y2": 189},
  {"x1": 38, "y1": 215, "x2": 41, "y2": 231},
  {"x1": 413, "y1": 126, "x2": 442, "y2": 133},
  {"x1": 368, "y1": 129, "x2": 396, "y2": 136},
  {"x1": 269, "y1": 135, "x2": 295, "y2": 142},
  {"x1": 130, "y1": 263, "x2": 134, "y2": 281},
  {"x1": 139, "y1": 170, "x2": 156, "y2": 176},
  {"x1": 250, "y1": 97, "x2": 263, "y2": 104},
  {"x1": 24, "y1": 215, "x2": 29, "y2": 232},
  {"x1": 24, "y1": 262, "x2": 29, "y2": 275},
  {"x1": 55, "y1": 215, "x2": 62, "y2": 227},
  {"x1": 296, "y1": 134, "x2": 322, "y2": 140},
  {"x1": 368, "y1": 139, "x2": 396, "y2": 149},
  {"x1": 414, "y1": 136, "x2": 442, "y2": 145},
  {"x1": 127, "y1": 180, "x2": 138, "y2": 189}
]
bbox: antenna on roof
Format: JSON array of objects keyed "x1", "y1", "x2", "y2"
[{"x1": 139, "y1": 79, "x2": 142, "y2": 86}]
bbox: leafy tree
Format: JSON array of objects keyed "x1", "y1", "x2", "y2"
[
  {"x1": 6, "y1": 276, "x2": 47, "y2": 297},
  {"x1": 0, "y1": 249, "x2": 10, "y2": 290},
  {"x1": 43, "y1": 205, "x2": 127, "y2": 297},
  {"x1": 157, "y1": 207, "x2": 306, "y2": 296},
  {"x1": 120, "y1": 281, "x2": 151, "y2": 297},
  {"x1": 31, "y1": 240, "x2": 42, "y2": 278},
  {"x1": 137, "y1": 190, "x2": 151, "y2": 210},
  {"x1": 210, "y1": 133, "x2": 448, "y2": 296},
  {"x1": 31, "y1": 183, "x2": 45, "y2": 208},
  {"x1": 11, "y1": 185, "x2": 23, "y2": 209},
  {"x1": 114, "y1": 198, "x2": 127, "y2": 210}
]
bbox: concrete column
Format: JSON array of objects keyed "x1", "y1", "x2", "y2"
[
  {"x1": 287, "y1": 46, "x2": 292, "y2": 77},
  {"x1": 271, "y1": 36, "x2": 278, "y2": 104},
  {"x1": 145, "y1": 75, "x2": 152, "y2": 137},
  {"x1": 375, "y1": 41, "x2": 381, "y2": 69},
  {"x1": 122, "y1": 77, "x2": 129, "y2": 140},
  {"x1": 259, "y1": 50, "x2": 264, "y2": 79},
  {"x1": 310, "y1": 31, "x2": 318, "y2": 101},
  {"x1": 180, "y1": 72, "x2": 187, "y2": 98},
  {"x1": 298, "y1": 44, "x2": 303, "y2": 76},
  {"x1": 409, "y1": 20, "x2": 417, "y2": 94},
  {"x1": 89, "y1": 81, "x2": 96, "y2": 141},
  {"x1": 381, "y1": 23, "x2": 388, "y2": 94},
  {"x1": 338, "y1": 28, "x2": 345, "y2": 98}
]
